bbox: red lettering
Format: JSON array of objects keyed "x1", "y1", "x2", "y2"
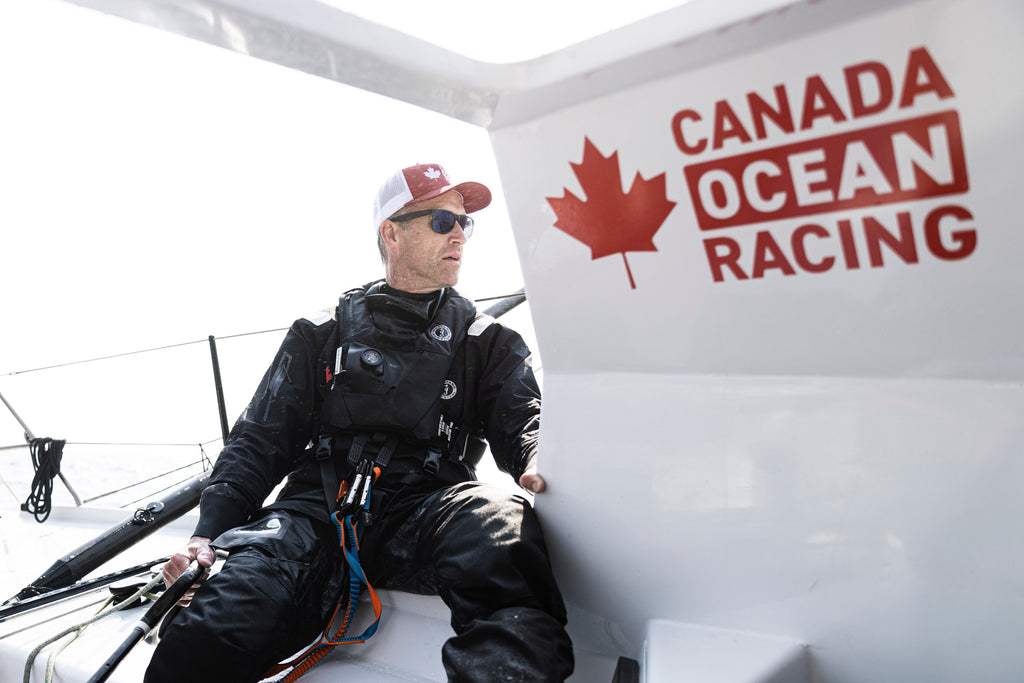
[
  {"x1": 671, "y1": 109, "x2": 707, "y2": 154},
  {"x1": 844, "y1": 60, "x2": 894, "y2": 117},
  {"x1": 702, "y1": 206, "x2": 976, "y2": 283},
  {"x1": 703, "y1": 237, "x2": 748, "y2": 282},
  {"x1": 684, "y1": 111, "x2": 968, "y2": 231},
  {"x1": 712, "y1": 100, "x2": 753, "y2": 150},
  {"x1": 800, "y1": 75, "x2": 847, "y2": 130},
  {"x1": 837, "y1": 218, "x2": 860, "y2": 269},
  {"x1": 925, "y1": 204, "x2": 976, "y2": 260},
  {"x1": 674, "y1": 47, "x2": 958, "y2": 160},
  {"x1": 752, "y1": 231, "x2": 797, "y2": 277},
  {"x1": 899, "y1": 46, "x2": 955, "y2": 108},
  {"x1": 791, "y1": 224, "x2": 835, "y2": 272},
  {"x1": 747, "y1": 85, "x2": 795, "y2": 139},
  {"x1": 864, "y1": 212, "x2": 918, "y2": 267}
]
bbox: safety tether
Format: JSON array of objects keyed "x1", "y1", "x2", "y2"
[{"x1": 260, "y1": 460, "x2": 384, "y2": 682}]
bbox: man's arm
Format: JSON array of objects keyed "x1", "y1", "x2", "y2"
[
  {"x1": 194, "y1": 319, "x2": 324, "y2": 541},
  {"x1": 475, "y1": 324, "x2": 545, "y2": 492},
  {"x1": 162, "y1": 319, "x2": 325, "y2": 588}
]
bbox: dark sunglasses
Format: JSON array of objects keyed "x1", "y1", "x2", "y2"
[{"x1": 389, "y1": 209, "x2": 474, "y2": 238}]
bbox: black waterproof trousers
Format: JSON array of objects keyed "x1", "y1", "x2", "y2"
[{"x1": 145, "y1": 482, "x2": 573, "y2": 682}]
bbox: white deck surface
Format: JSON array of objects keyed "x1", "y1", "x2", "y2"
[{"x1": 1, "y1": 503, "x2": 614, "y2": 682}]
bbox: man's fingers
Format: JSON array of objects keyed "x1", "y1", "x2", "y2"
[
  {"x1": 519, "y1": 471, "x2": 546, "y2": 494},
  {"x1": 163, "y1": 538, "x2": 214, "y2": 588},
  {"x1": 176, "y1": 581, "x2": 205, "y2": 607},
  {"x1": 196, "y1": 545, "x2": 217, "y2": 567},
  {"x1": 166, "y1": 556, "x2": 211, "y2": 604},
  {"x1": 162, "y1": 553, "x2": 191, "y2": 587}
]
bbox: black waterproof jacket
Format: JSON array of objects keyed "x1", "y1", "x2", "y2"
[{"x1": 194, "y1": 283, "x2": 541, "y2": 541}]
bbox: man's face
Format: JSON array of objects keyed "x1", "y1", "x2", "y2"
[{"x1": 385, "y1": 190, "x2": 469, "y2": 293}]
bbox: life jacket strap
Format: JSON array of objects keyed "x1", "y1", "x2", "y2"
[{"x1": 317, "y1": 432, "x2": 399, "y2": 512}]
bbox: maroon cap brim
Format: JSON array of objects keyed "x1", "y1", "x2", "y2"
[{"x1": 407, "y1": 181, "x2": 491, "y2": 214}]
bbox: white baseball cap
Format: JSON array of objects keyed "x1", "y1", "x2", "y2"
[{"x1": 373, "y1": 163, "x2": 491, "y2": 230}]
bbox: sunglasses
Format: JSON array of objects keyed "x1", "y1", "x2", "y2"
[{"x1": 389, "y1": 209, "x2": 474, "y2": 238}]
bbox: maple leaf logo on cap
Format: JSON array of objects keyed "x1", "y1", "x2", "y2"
[
  {"x1": 424, "y1": 167, "x2": 445, "y2": 181},
  {"x1": 547, "y1": 137, "x2": 675, "y2": 289}
]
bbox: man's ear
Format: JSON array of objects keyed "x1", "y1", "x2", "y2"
[{"x1": 381, "y1": 220, "x2": 400, "y2": 252}]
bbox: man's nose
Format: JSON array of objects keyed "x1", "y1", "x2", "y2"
[{"x1": 448, "y1": 224, "x2": 467, "y2": 243}]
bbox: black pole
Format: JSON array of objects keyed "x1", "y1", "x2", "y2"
[
  {"x1": 208, "y1": 335, "x2": 230, "y2": 445},
  {"x1": 7, "y1": 471, "x2": 210, "y2": 602},
  {"x1": 87, "y1": 561, "x2": 209, "y2": 683},
  {"x1": 0, "y1": 556, "x2": 170, "y2": 622},
  {"x1": 480, "y1": 289, "x2": 526, "y2": 319}
]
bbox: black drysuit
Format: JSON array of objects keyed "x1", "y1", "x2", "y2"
[{"x1": 145, "y1": 283, "x2": 573, "y2": 682}]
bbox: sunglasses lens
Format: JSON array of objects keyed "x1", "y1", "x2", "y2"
[
  {"x1": 431, "y1": 211, "x2": 473, "y2": 238},
  {"x1": 430, "y1": 211, "x2": 454, "y2": 234}
]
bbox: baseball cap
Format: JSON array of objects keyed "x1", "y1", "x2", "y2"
[{"x1": 373, "y1": 163, "x2": 492, "y2": 230}]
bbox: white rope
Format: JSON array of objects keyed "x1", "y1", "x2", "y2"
[
  {"x1": 45, "y1": 594, "x2": 115, "y2": 682},
  {"x1": 23, "y1": 573, "x2": 164, "y2": 683}
]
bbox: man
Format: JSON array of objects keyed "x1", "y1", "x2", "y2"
[{"x1": 145, "y1": 164, "x2": 574, "y2": 682}]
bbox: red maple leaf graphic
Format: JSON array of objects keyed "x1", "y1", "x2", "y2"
[{"x1": 547, "y1": 137, "x2": 676, "y2": 289}]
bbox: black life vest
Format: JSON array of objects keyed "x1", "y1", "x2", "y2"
[{"x1": 315, "y1": 282, "x2": 487, "y2": 476}]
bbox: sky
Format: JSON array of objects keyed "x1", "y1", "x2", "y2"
[
  {"x1": 326, "y1": 0, "x2": 685, "y2": 63},
  {"x1": 0, "y1": 0, "x2": 683, "y2": 504}
]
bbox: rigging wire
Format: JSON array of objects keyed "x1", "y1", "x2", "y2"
[
  {"x1": 1, "y1": 469, "x2": 21, "y2": 504},
  {"x1": 3, "y1": 327, "x2": 289, "y2": 377},
  {"x1": 71, "y1": 441, "x2": 217, "y2": 505},
  {"x1": 66, "y1": 438, "x2": 222, "y2": 448},
  {"x1": 123, "y1": 469, "x2": 210, "y2": 509},
  {"x1": 3, "y1": 291, "x2": 527, "y2": 377},
  {"x1": 82, "y1": 458, "x2": 208, "y2": 505}
]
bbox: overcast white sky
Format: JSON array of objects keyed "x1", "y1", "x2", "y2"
[
  {"x1": 0, "y1": 0, "x2": 682, "y2": 502},
  {"x1": 0, "y1": 1, "x2": 516, "y2": 448},
  {"x1": 327, "y1": 0, "x2": 684, "y2": 63}
]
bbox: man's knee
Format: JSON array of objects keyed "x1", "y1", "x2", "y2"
[
  {"x1": 431, "y1": 485, "x2": 545, "y2": 563},
  {"x1": 429, "y1": 484, "x2": 566, "y2": 623}
]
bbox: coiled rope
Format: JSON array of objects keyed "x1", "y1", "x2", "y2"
[{"x1": 22, "y1": 438, "x2": 67, "y2": 523}]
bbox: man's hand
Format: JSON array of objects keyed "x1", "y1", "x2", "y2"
[
  {"x1": 519, "y1": 471, "x2": 546, "y2": 494},
  {"x1": 163, "y1": 535, "x2": 215, "y2": 605}
]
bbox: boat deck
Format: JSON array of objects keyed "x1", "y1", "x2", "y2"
[{"x1": 1, "y1": 504, "x2": 615, "y2": 682}]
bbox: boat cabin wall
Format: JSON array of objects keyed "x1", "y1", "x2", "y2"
[{"x1": 490, "y1": 0, "x2": 1024, "y2": 680}]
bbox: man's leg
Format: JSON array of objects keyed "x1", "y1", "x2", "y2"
[
  {"x1": 145, "y1": 511, "x2": 340, "y2": 683},
  {"x1": 369, "y1": 482, "x2": 574, "y2": 682}
]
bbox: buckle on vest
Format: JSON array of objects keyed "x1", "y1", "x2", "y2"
[
  {"x1": 316, "y1": 435, "x2": 333, "y2": 461},
  {"x1": 423, "y1": 448, "x2": 442, "y2": 475}
]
